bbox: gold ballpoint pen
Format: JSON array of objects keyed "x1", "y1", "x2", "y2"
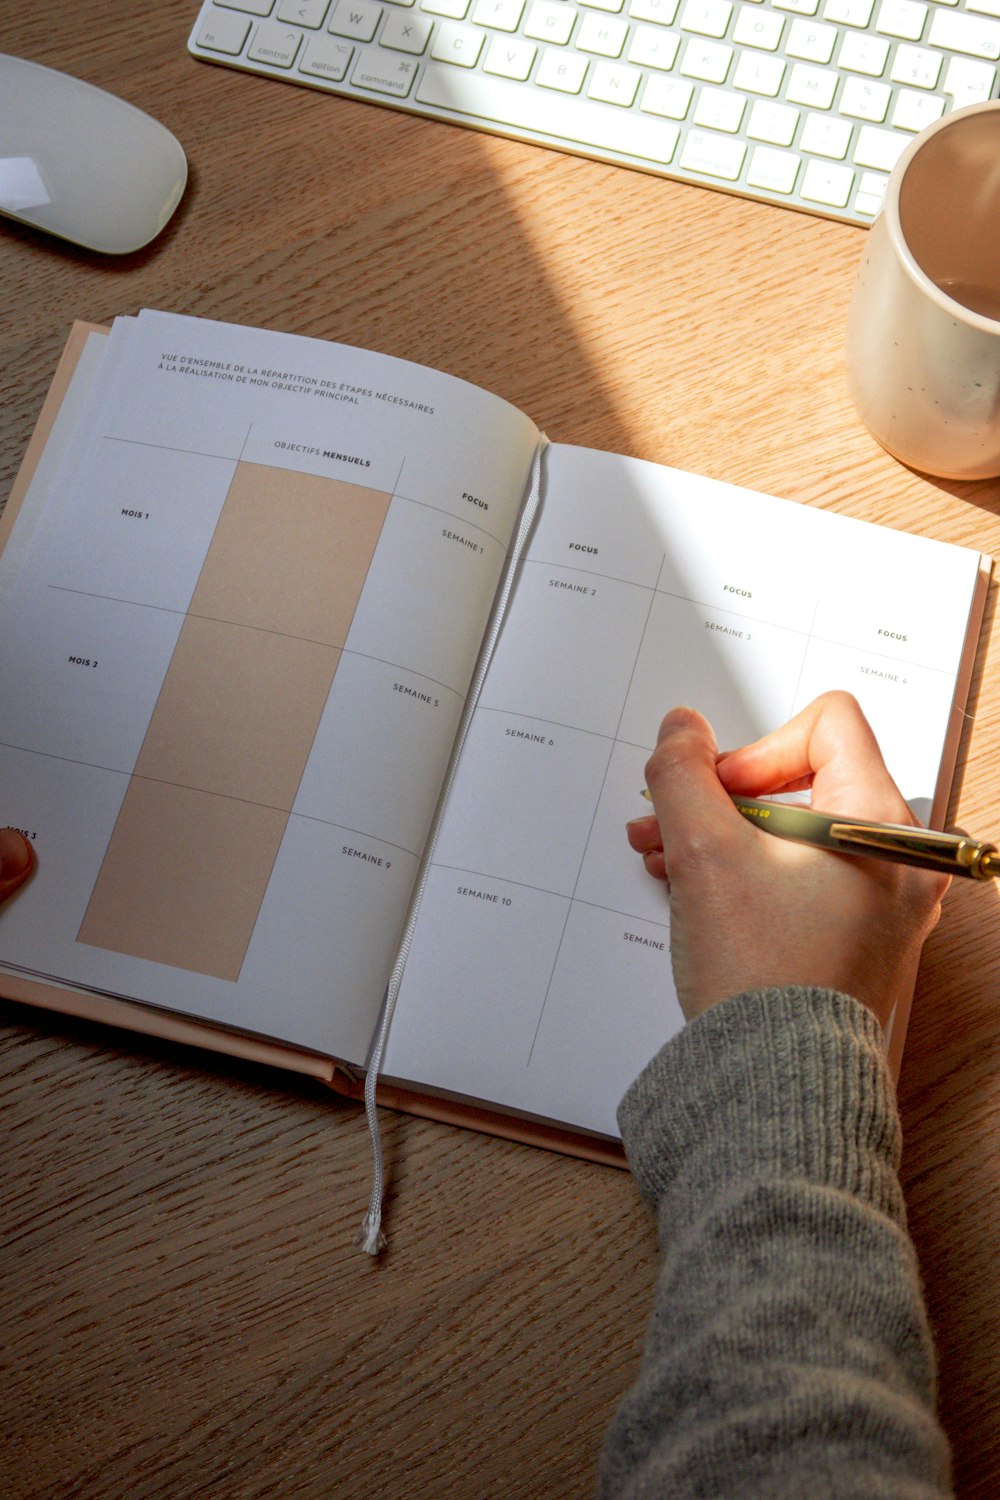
[{"x1": 640, "y1": 790, "x2": 1000, "y2": 880}]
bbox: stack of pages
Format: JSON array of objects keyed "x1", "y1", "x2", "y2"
[{"x1": 0, "y1": 311, "x2": 989, "y2": 1155}]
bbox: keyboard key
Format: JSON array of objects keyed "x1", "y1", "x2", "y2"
[
  {"x1": 278, "y1": 0, "x2": 330, "y2": 23},
  {"x1": 747, "y1": 143, "x2": 800, "y2": 190},
  {"x1": 248, "y1": 21, "x2": 302, "y2": 63},
  {"x1": 473, "y1": 0, "x2": 526, "y2": 26},
  {"x1": 822, "y1": 0, "x2": 873, "y2": 23},
  {"x1": 431, "y1": 21, "x2": 486, "y2": 60},
  {"x1": 874, "y1": 0, "x2": 927, "y2": 36},
  {"x1": 381, "y1": 9, "x2": 433, "y2": 47},
  {"x1": 854, "y1": 169, "x2": 887, "y2": 213},
  {"x1": 524, "y1": 0, "x2": 576, "y2": 39},
  {"x1": 800, "y1": 108, "x2": 853, "y2": 152},
  {"x1": 589, "y1": 59, "x2": 643, "y2": 100},
  {"x1": 838, "y1": 29, "x2": 891, "y2": 68},
  {"x1": 484, "y1": 34, "x2": 537, "y2": 71},
  {"x1": 890, "y1": 42, "x2": 942, "y2": 83},
  {"x1": 679, "y1": 0, "x2": 734, "y2": 36},
  {"x1": 352, "y1": 42, "x2": 419, "y2": 87},
  {"x1": 679, "y1": 36, "x2": 734, "y2": 77},
  {"x1": 840, "y1": 72, "x2": 891, "y2": 112},
  {"x1": 733, "y1": 4, "x2": 785, "y2": 48},
  {"x1": 537, "y1": 46, "x2": 590, "y2": 86},
  {"x1": 786, "y1": 17, "x2": 838, "y2": 57},
  {"x1": 968, "y1": 0, "x2": 1000, "y2": 15},
  {"x1": 732, "y1": 49, "x2": 786, "y2": 88},
  {"x1": 218, "y1": 0, "x2": 273, "y2": 13},
  {"x1": 942, "y1": 53, "x2": 997, "y2": 103},
  {"x1": 800, "y1": 156, "x2": 854, "y2": 203},
  {"x1": 679, "y1": 126, "x2": 747, "y2": 175},
  {"x1": 693, "y1": 83, "x2": 747, "y2": 125},
  {"x1": 890, "y1": 85, "x2": 945, "y2": 126},
  {"x1": 746, "y1": 96, "x2": 799, "y2": 140},
  {"x1": 641, "y1": 73, "x2": 695, "y2": 112},
  {"x1": 577, "y1": 13, "x2": 630, "y2": 51},
  {"x1": 785, "y1": 60, "x2": 838, "y2": 101},
  {"x1": 854, "y1": 121, "x2": 910, "y2": 167},
  {"x1": 417, "y1": 61, "x2": 682, "y2": 157},
  {"x1": 300, "y1": 34, "x2": 356, "y2": 72},
  {"x1": 628, "y1": 25, "x2": 682, "y2": 67},
  {"x1": 422, "y1": 0, "x2": 471, "y2": 17},
  {"x1": 329, "y1": 0, "x2": 383, "y2": 37},
  {"x1": 628, "y1": 0, "x2": 681, "y2": 22},
  {"x1": 927, "y1": 6, "x2": 1000, "y2": 53},
  {"x1": 196, "y1": 10, "x2": 253, "y2": 51},
  {"x1": 773, "y1": 0, "x2": 819, "y2": 14}
]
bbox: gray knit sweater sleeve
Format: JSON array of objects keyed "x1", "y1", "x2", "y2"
[{"x1": 597, "y1": 987, "x2": 953, "y2": 1500}]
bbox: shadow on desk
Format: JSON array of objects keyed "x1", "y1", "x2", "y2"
[{"x1": 0, "y1": 44, "x2": 780, "y2": 1500}]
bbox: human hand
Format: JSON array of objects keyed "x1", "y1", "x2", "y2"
[
  {"x1": 0, "y1": 829, "x2": 35, "y2": 906},
  {"x1": 626, "y1": 691, "x2": 949, "y2": 1027}
]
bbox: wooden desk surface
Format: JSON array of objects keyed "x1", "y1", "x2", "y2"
[{"x1": 2, "y1": 5, "x2": 999, "y2": 1496}]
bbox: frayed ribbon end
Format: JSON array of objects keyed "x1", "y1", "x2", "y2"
[{"x1": 355, "y1": 1210, "x2": 387, "y2": 1257}]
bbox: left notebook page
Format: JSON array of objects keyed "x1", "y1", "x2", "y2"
[{"x1": 0, "y1": 311, "x2": 540, "y2": 1064}]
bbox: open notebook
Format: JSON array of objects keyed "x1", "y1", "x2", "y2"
[{"x1": 0, "y1": 311, "x2": 990, "y2": 1172}]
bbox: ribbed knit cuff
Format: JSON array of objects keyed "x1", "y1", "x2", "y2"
[{"x1": 618, "y1": 988, "x2": 905, "y2": 1227}]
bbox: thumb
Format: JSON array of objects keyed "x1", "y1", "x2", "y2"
[{"x1": 0, "y1": 829, "x2": 35, "y2": 904}]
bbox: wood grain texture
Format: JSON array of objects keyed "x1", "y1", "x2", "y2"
[{"x1": 1, "y1": 3, "x2": 999, "y2": 1496}]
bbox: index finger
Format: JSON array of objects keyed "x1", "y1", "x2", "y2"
[{"x1": 716, "y1": 691, "x2": 917, "y2": 826}]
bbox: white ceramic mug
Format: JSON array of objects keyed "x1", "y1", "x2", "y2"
[{"x1": 846, "y1": 101, "x2": 1000, "y2": 481}]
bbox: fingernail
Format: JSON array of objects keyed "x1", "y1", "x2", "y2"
[{"x1": 0, "y1": 828, "x2": 31, "y2": 879}]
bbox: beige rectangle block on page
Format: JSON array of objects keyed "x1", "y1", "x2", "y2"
[
  {"x1": 78, "y1": 780, "x2": 288, "y2": 980},
  {"x1": 190, "y1": 466, "x2": 392, "y2": 644},
  {"x1": 133, "y1": 615, "x2": 340, "y2": 809}
]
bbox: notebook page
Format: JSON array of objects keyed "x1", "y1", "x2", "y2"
[
  {"x1": 383, "y1": 443, "x2": 987, "y2": 1136},
  {"x1": 0, "y1": 311, "x2": 540, "y2": 1064}
]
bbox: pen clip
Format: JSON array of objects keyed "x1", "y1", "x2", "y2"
[{"x1": 829, "y1": 822, "x2": 1000, "y2": 879}]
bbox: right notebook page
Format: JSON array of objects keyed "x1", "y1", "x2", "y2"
[{"x1": 382, "y1": 442, "x2": 991, "y2": 1136}]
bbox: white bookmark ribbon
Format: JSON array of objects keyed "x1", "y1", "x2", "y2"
[{"x1": 356, "y1": 435, "x2": 550, "y2": 1255}]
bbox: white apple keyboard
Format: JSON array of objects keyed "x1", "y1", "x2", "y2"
[{"x1": 189, "y1": 0, "x2": 999, "y2": 226}]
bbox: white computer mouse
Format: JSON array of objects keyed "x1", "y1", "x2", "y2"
[{"x1": 0, "y1": 53, "x2": 187, "y2": 255}]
